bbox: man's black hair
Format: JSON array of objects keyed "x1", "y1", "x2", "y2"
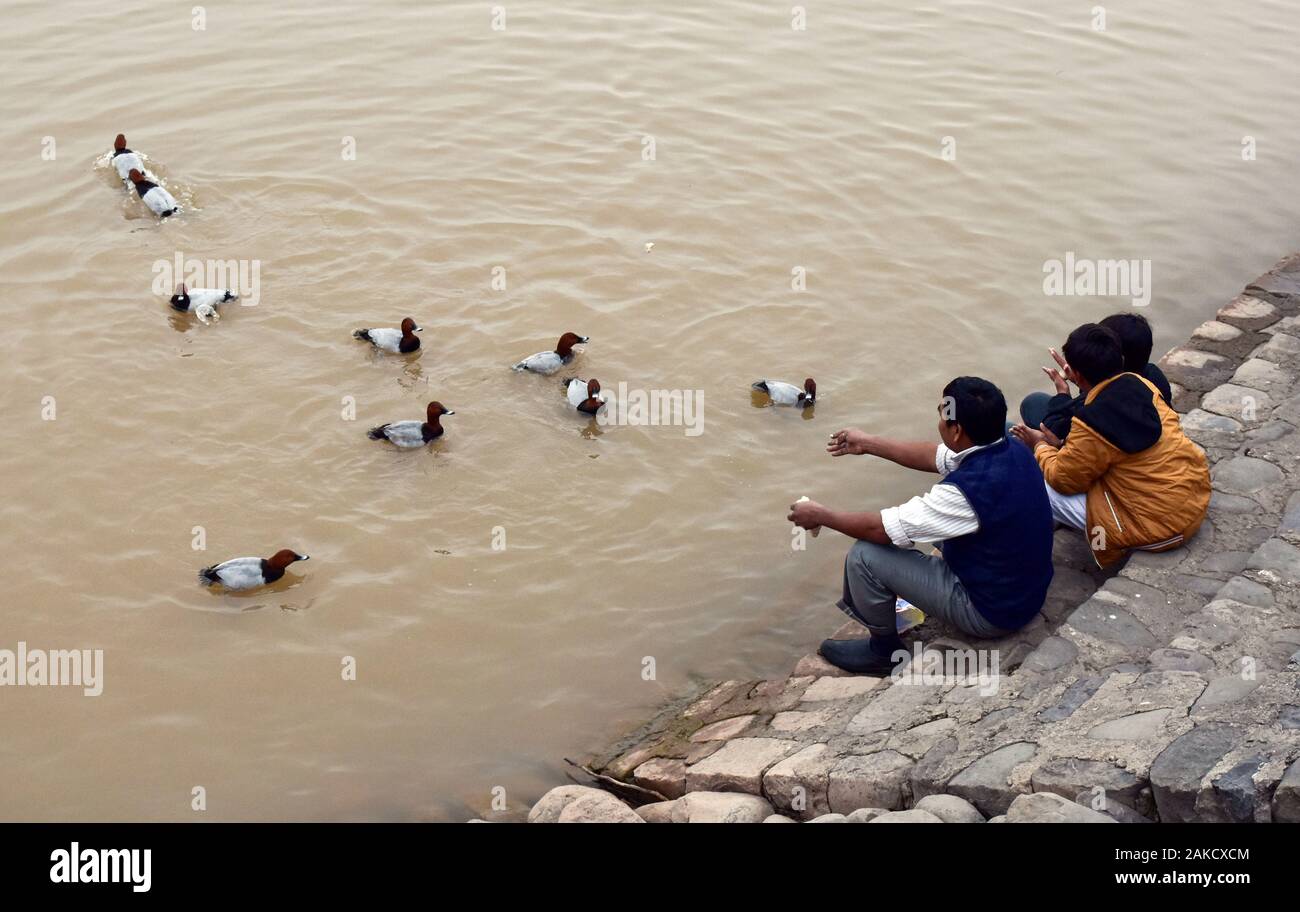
[
  {"x1": 941, "y1": 376, "x2": 1007, "y2": 445},
  {"x1": 1099, "y1": 312, "x2": 1154, "y2": 372},
  {"x1": 1063, "y1": 323, "x2": 1124, "y2": 386}
]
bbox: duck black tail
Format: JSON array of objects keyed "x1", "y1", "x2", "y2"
[
  {"x1": 353, "y1": 329, "x2": 372, "y2": 342},
  {"x1": 197, "y1": 566, "x2": 220, "y2": 586},
  {"x1": 366, "y1": 425, "x2": 389, "y2": 440}
]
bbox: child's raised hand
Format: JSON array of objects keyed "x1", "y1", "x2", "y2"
[{"x1": 1041, "y1": 365, "x2": 1070, "y2": 395}]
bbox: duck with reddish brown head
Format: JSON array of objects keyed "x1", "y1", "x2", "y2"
[
  {"x1": 752, "y1": 377, "x2": 816, "y2": 408},
  {"x1": 512, "y1": 332, "x2": 589, "y2": 375},
  {"x1": 110, "y1": 133, "x2": 146, "y2": 182},
  {"x1": 563, "y1": 377, "x2": 606, "y2": 415},
  {"x1": 199, "y1": 549, "x2": 310, "y2": 590},
  {"x1": 127, "y1": 167, "x2": 179, "y2": 218},
  {"x1": 353, "y1": 317, "x2": 423, "y2": 354},
  {"x1": 367, "y1": 401, "x2": 454, "y2": 447}
]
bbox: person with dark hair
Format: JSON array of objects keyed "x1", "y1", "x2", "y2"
[
  {"x1": 1011, "y1": 324, "x2": 1210, "y2": 568},
  {"x1": 1100, "y1": 313, "x2": 1173, "y2": 401},
  {"x1": 1063, "y1": 322, "x2": 1124, "y2": 382},
  {"x1": 1020, "y1": 313, "x2": 1172, "y2": 442},
  {"x1": 787, "y1": 377, "x2": 1054, "y2": 675}
]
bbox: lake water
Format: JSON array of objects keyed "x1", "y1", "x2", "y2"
[{"x1": 2, "y1": 0, "x2": 1298, "y2": 820}]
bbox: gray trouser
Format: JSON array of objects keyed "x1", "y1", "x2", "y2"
[{"x1": 837, "y1": 540, "x2": 1011, "y2": 640}]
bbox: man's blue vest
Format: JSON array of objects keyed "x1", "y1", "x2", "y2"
[{"x1": 939, "y1": 437, "x2": 1055, "y2": 631}]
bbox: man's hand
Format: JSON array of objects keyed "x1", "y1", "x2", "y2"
[
  {"x1": 1010, "y1": 423, "x2": 1043, "y2": 448},
  {"x1": 829, "y1": 431, "x2": 940, "y2": 473},
  {"x1": 1010, "y1": 422, "x2": 1061, "y2": 450},
  {"x1": 827, "y1": 428, "x2": 872, "y2": 457},
  {"x1": 787, "y1": 498, "x2": 827, "y2": 529}
]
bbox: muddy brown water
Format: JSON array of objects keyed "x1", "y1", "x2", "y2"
[{"x1": 2, "y1": 1, "x2": 1298, "y2": 819}]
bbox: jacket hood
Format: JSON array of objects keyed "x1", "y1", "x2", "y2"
[{"x1": 1079, "y1": 373, "x2": 1163, "y2": 454}]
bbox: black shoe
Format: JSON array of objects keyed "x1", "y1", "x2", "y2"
[{"x1": 819, "y1": 637, "x2": 902, "y2": 676}]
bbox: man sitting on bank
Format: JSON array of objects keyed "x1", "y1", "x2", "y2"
[
  {"x1": 788, "y1": 377, "x2": 1055, "y2": 675},
  {"x1": 1010, "y1": 323, "x2": 1210, "y2": 568}
]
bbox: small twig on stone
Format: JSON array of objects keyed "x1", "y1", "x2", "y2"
[{"x1": 563, "y1": 758, "x2": 668, "y2": 806}]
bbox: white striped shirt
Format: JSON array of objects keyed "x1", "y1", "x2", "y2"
[{"x1": 879, "y1": 441, "x2": 1000, "y2": 548}]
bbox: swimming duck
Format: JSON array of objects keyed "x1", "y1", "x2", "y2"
[
  {"x1": 199, "y1": 549, "x2": 309, "y2": 590},
  {"x1": 752, "y1": 377, "x2": 816, "y2": 407},
  {"x1": 127, "y1": 168, "x2": 178, "y2": 218},
  {"x1": 563, "y1": 378, "x2": 606, "y2": 414},
  {"x1": 353, "y1": 318, "x2": 422, "y2": 354},
  {"x1": 512, "y1": 333, "x2": 588, "y2": 374},
  {"x1": 170, "y1": 283, "x2": 237, "y2": 323},
  {"x1": 110, "y1": 134, "x2": 146, "y2": 182},
  {"x1": 367, "y1": 401, "x2": 454, "y2": 447}
]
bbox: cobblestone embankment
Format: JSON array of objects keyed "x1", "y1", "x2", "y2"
[{"x1": 529, "y1": 253, "x2": 1300, "y2": 823}]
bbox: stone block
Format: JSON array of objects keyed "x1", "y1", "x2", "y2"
[{"x1": 684, "y1": 737, "x2": 802, "y2": 794}]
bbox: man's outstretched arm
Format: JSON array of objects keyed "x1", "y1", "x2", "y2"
[
  {"x1": 820, "y1": 509, "x2": 893, "y2": 544},
  {"x1": 788, "y1": 502, "x2": 892, "y2": 545},
  {"x1": 827, "y1": 428, "x2": 939, "y2": 473}
]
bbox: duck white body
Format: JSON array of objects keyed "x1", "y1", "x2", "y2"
[
  {"x1": 369, "y1": 421, "x2": 428, "y2": 448},
  {"x1": 171, "y1": 287, "x2": 237, "y2": 323},
  {"x1": 198, "y1": 551, "x2": 309, "y2": 590},
  {"x1": 362, "y1": 328, "x2": 405, "y2": 353},
  {"x1": 564, "y1": 378, "x2": 606, "y2": 412},
  {"x1": 182, "y1": 288, "x2": 237, "y2": 309},
  {"x1": 110, "y1": 135, "x2": 148, "y2": 183},
  {"x1": 512, "y1": 333, "x2": 588, "y2": 375},
  {"x1": 200, "y1": 558, "x2": 269, "y2": 590},
  {"x1": 139, "y1": 184, "x2": 178, "y2": 217},
  {"x1": 367, "y1": 402, "x2": 453, "y2": 448},
  {"x1": 112, "y1": 150, "x2": 145, "y2": 182},
  {"x1": 565, "y1": 378, "x2": 592, "y2": 409},
  {"x1": 752, "y1": 378, "x2": 817, "y2": 407},
  {"x1": 514, "y1": 351, "x2": 565, "y2": 374},
  {"x1": 113, "y1": 139, "x2": 176, "y2": 216},
  {"x1": 354, "y1": 328, "x2": 414, "y2": 353},
  {"x1": 125, "y1": 166, "x2": 178, "y2": 218},
  {"x1": 353, "y1": 318, "x2": 422, "y2": 354}
]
